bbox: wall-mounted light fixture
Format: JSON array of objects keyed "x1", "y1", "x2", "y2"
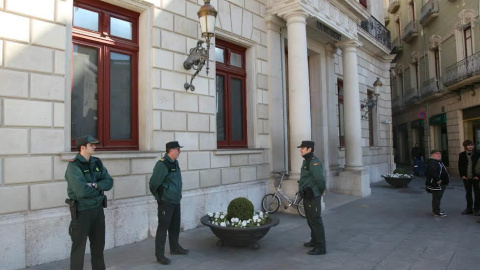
[
  {"x1": 361, "y1": 77, "x2": 382, "y2": 119},
  {"x1": 183, "y1": 0, "x2": 217, "y2": 91}
]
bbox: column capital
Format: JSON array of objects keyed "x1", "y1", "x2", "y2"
[
  {"x1": 324, "y1": 42, "x2": 338, "y2": 56},
  {"x1": 284, "y1": 11, "x2": 309, "y2": 26},
  {"x1": 265, "y1": 14, "x2": 286, "y2": 32},
  {"x1": 336, "y1": 39, "x2": 362, "y2": 50}
]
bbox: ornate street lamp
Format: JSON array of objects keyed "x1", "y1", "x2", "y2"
[
  {"x1": 183, "y1": 0, "x2": 218, "y2": 91},
  {"x1": 361, "y1": 77, "x2": 382, "y2": 119}
]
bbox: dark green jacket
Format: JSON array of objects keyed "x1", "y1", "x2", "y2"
[
  {"x1": 65, "y1": 154, "x2": 113, "y2": 211},
  {"x1": 149, "y1": 154, "x2": 183, "y2": 204},
  {"x1": 298, "y1": 153, "x2": 326, "y2": 197}
]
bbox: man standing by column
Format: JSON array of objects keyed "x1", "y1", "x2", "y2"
[
  {"x1": 297, "y1": 140, "x2": 326, "y2": 255},
  {"x1": 149, "y1": 141, "x2": 188, "y2": 265},
  {"x1": 65, "y1": 135, "x2": 113, "y2": 270},
  {"x1": 458, "y1": 140, "x2": 480, "y2": 215}
]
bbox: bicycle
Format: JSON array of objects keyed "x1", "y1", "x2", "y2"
[{"x1": 261, "y1": 171, "x2": 306, "y2": 218}]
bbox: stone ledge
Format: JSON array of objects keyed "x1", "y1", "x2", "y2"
[
  {"x1": 60, "y1": 151, "x2": 159, "y2": 161},
  {"x1": 213, "y1": 149, "x2": 264, "y2": 155}
]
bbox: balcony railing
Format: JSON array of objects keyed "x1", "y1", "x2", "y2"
[
  {"x1": 391, "y1": 37, "x2": 403, "y2": 53},
  {"x1": 403, "y1": 20, "x2": 419, "y2": 42},
  {"x1": 388, "y1": 0, "x2": 400, "y2": 14},
  {"x1": 359, "y1": 16, "x2": 391, "y2": 49},
  {"x1": 420, "y1": 0, "x2": 439, "y2": 26},
  {"x1": 392, "y1": 97, "x2": 404, "y2": 111},
  {"x1": 405, "y1": 88, "x2": 420, "y2": 105},
  {"x1": 444, "y1": 51, "x2": 480, "y2": 87},
  {"x1": 421, "y1": 77, "x2": 444, "y2": 97}
]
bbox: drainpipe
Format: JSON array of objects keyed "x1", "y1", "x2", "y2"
[{"x1": 280, "y1": 27, "x2": 289, "y2": 173}]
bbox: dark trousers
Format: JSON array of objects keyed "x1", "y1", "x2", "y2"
[
  {"x1": 155, "y1": 200, "x2": 181, "y2": 258},
  {"x1": 462, "y1": 179, "x2": 480, "y2": 210},
  {"x1": 304, "y1": 196, "x2": 326, "y2": 252},
  {"x1": 432, "y1": 185, "x2": 446, "y2": 214},
  {"x1": 69, "y1": 207, "x2": 105, "y2": 270}
]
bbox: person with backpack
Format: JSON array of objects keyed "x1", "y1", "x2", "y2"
[
  {"x1": 458, "y1": 140, "x2": 480, "y2": 216},
  {"x1": 425, "y1": 149, "x2": 450, "y2": 217},
  {"x1": 65, "y1": 135, "x2": 113, "y2": 270},
  {"x1": 149, "y1": 141, "x2": 188, "y2": 265}
]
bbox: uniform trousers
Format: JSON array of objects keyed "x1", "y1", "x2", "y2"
[
  {"x1": 69, "y1": 207, "x2": 105, "y2": 270},
  {"x1": 463, "y1": 179, "x2": 480, "y2": 210},
  {"x1": 155, "y1": 200, "x2": 181, "y2": 259},
  {"x1": 304, "y1": 196, "x2": 326, "y2": 252},
  {"x1": 432, "y1": 185, "x2": 446, "y2": 214}
]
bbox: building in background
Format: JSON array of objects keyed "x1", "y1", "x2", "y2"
[
  {"x1": 386, "y1": 0, "x2": 480, "y2": 171},
  {"x1": 0, "y1": 0, "x2": 393, "y2": 269}
]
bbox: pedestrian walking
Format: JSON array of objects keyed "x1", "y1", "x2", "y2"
[
  {"x1": 425, "y1": 149, "x2": 450, "y2": 217},
  {"x1": 458, "y1": 140, "x2": 480, "y2": 215},
  {"x1": 297, "y1": 140, "x2": 327, "y2": 255},
  {"x1": 149, "y1": 141, "x2": 188, "y2": 265},
  {"x1": 65, "y1": 135, "x2": 113, "y2": 270}
]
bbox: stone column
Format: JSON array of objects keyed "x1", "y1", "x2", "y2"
[
  {"x1": 337, "y1": 39, "x2": 363, "y2": 170},
  {"x1": 334, "y1": 39, "x2": 371, "y2": 197},
  {"x1": 285, "y1": 11, "x2": 311, "y2": 175}
]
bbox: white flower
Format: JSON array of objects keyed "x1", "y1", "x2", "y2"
[
  {"x1": 214, "y1": 212, "x2": 220, "y2": 219},
  {"x1": 208, "y1": 212, "x2": 213, "y2": 217},
  {"x1": 242, "y1": 221, "x2": 247, "y2": 227},
  {"x1": 220, "y1": 214, "x2": 224, "y2": 219},
  {"x1": 220, "y1": 222, "x2": 226, "y2": 227}
]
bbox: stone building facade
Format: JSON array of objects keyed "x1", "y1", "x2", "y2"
[
  {"x1": 386, "y1": 0, "x2": 480, "y2": 173},
  {"x1": 0, "y1": 0, "x2": 393, "y2": 269}
]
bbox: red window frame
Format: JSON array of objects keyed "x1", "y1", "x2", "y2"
[
  {"x1": 215, "y1": 39, "x2": 247, "y2": 148},
  {"x1": 368, "y1": 92, "x2": 374, "y2": 146},
  {"x1": 360, "y1": 0, "x2": 367, "y2": 8},
  {"x1": 338, "y1": 80, "x2": 345, "y2": 147},
  {"x1": 72, "y1": 0, "x2": 139, "y2": 150}
]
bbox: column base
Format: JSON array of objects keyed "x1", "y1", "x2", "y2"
[{"x1": 332, "y1": 170, "x2": 371, "y2": 197}]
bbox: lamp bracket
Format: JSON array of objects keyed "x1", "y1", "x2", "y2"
[
  {"x1": 184, "y1": 40, "x2": 210, "y2": 91},
  {"x1": 456, "y1": 89, "x2": 462, "y2": 100}
]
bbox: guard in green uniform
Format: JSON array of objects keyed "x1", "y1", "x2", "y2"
[
  {"x1": 297, "y1": 140, "x2": 326, "y2": 255},
  {"x1": 65, "y1": 135, "x2": 113, "y2": 270},
  {"x1": 149, "y1": 141, "x2": 189, "y2": 265}
]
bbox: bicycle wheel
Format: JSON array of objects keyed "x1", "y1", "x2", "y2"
[
  {"x1": 297, "y1": 199, "x2": 306, "y2": 218},
  {"x1": 262, "y1": 194, "x2": 280, "y2": 213}
]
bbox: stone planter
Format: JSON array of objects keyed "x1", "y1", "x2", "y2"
[
  {"x1": 382, "y1": 176, "x2": 413, "y2": 188},
  {"x1": 200, "y1": 215, "x2": 279, "y2": 249}
]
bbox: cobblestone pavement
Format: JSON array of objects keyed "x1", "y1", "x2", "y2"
[{"x1": 25, "y1": 176, "x2": 480, "y2": 270}]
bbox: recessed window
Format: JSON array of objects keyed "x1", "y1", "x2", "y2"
[
  {"x1": 216, "y1": 39, "x2": 247, "y2": 148},
  {"x1": 72, "y1": 0, "x2": 139, "y2": 150}
]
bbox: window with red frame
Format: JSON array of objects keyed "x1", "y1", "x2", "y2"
[
  {"x1": 215, "y1": 39, "x2": 247, "y2": 148},
  {"x1": 360, "y1": 0, "x2": 367, "y2": 8},
  {"x1": 338, "y1": 80, "x2": 345, "y2": 147},
  {"x1": 368, "y1": 91, "x2": 374, "y2": 146},
  {"x1": 71, "y1": 0, "x2": 139, "y2": 150}
]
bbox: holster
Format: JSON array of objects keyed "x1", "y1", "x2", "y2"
[
  {"x1": 102, "y1": 195, "x2": 108, "y2": 208},
  {"x1": 303, "y1": 187, "x2": 315, "y2": 200},
  {"x1": 65, "y1": 198, "x2": 77, "y2": 220}
]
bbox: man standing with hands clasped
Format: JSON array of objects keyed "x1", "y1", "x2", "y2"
[
  {"x1": 297, "y1": 140, "x2": 326, "y2": 255},
  {"x1": 458, "y1": 140, "x2": 480, "y2": 216},
  {"x1": 150, "y1": 141, "x2": 188, "y2": 265},
  {"x1": 65, "y1": 135, "x2": 113, "y2": 270}
]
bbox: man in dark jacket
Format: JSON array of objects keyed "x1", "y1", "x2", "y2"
[
  {"x1": 65, "y1": 135, "x2": 113, "y2": 270},
  {"x1": 458, "y1": 140, "x2": 480, "y2": 215},
  {"x1": 149, "y1": 141, "x2": 188, "y2": 265},
  {"x1": 297, "y1": 140, "x2": 326, "y2": 255},
  {"x1": 426, "y1": 149, "x2": 450, "y2": 217}
]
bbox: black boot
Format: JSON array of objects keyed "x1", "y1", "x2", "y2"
[
  {"x1": 307, "y1": 247, "x2": 326, "y2": 255},
  {"x1": 462, "y1": 208, "x2": 473, "y2": 215}
]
